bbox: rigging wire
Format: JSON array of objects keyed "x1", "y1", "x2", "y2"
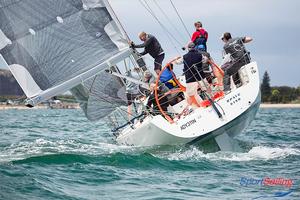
[
  {"x1": 169, "y1": 0, "x2": 191, "y2": 39},
  {"x1": 80, "y1": 82, "x2": 136, "y2": 121},
  {"x1": 78, "y1": 72, "x2": 172, "y2": 121},
  {"x1": 104, "y1": 0, "x2": 131, "y2": 42},
  {"x1": 143, "y1": 0, "x2": 179, "y2": 44},
  {"x1": 51, "y1": 69, "x2": 136, "y2": 120},
  {"x1": 151, "y1": 0, "x2": 187, "y2": 41},
  {"x1": 138, "y1": 0, "x2": 183, "y2": 54}
]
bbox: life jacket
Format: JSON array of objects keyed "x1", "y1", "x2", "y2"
[
  {"x1": 194, "y1": 29, "x2": 207, "y2": 52},
  {"x1": 160, "y1": 64, "x2": 177, "y2": 89}
]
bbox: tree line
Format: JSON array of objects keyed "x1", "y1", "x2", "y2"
[{"x1": 261, "y1": 71, "x2": 300, "y2": 103}]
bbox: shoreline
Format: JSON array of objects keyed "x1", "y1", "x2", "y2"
[
  {"x1": 260, "y1": 104, "x2": 300, "y2": 108},
  {"x1": 1, "y1": 103, "x2": 300, "y2": 110}
]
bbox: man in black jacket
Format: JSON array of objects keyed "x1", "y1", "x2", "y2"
[
  {"x1": 130, "y1": 32, "x2": 165, "y2": 75},
  {"x1": 183, "y1": 43, "x2": 205, "y2": 108}
]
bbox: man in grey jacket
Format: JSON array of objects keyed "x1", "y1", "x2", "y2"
[
  {"x1": 221, "y1": 32, "x2": 253, "y2": 92},
  {"x1": 130, "y1": 32, "x2": 165, "y2": 75}
]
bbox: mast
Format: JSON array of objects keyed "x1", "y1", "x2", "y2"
[
  {"x1": 102, "y1": 0, "x2": 130, "y2": 42},
  {"x1": 103, "y1": 0, "x2": 147, "y2": 70}
]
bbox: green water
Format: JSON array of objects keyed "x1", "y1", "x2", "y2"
[{"x1": 0, "y1": 108, "x2": 299, "y2": 200}]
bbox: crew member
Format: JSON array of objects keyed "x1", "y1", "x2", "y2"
[
  {"x1": 183, "y1": 42, "x2": 206, "y2": 108},
  {"x1": 191, "y1": 21, "x2": 208, "y2": 52},
  {"x1": 221, "y1": 32, "x2": 253, "y2": 92},
  {"x1": 143, "y1": 70, "x2": 169, "y2": 115},
  {"x1": 130, "y1": 32, "x2": 165, "y2": 75},
  {"x1": 159, "y1": 63, "x2": 177, "y2": 89}
]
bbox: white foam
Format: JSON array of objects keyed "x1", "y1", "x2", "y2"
[
  {"x1": 159, "y1": 147, "x2": 206, "y2": 161},
  {"x1": 157, "y1": 146, "x2": 300, "y2": 162},
  {"x1": 0, "y1": 138, "x2": 135, "y2": 163},
  {"x1": 2, "y1": 139, "x2": 299, "y2": 163}
]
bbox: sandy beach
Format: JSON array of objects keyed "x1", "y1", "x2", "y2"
[
  {"x1": 260, "y1": 104, "x2": 300, "y2": 108},
  {"x1": 0, "y1": 105, "x2": 47, "y2": 110},
  {"x1": 0, "y1": 103, "x2": 80, "y2": 110}
]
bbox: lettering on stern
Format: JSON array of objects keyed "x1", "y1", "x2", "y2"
[
  {"x1": 226, "y1": 93, "x2": 242, "y2": 106},
  {"x1": 180, "y1": 119, "x2": 197, "y2": 130},
  {"x1": 250, "y1": 66, "x2": 257, "y2": 74}
]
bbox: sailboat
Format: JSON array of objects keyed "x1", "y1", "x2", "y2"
[{"x1": 0, "y1": 0, "x2": 260, "y2": 151}]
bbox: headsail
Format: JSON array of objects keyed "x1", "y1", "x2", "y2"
[
  {"x1": 71, "y1": 65, "x2": 127, "y2": 121},
  {"x1": 0, "y1": 0, "x2": 135, "y2": 120}
]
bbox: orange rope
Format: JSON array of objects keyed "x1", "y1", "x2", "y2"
[
  {"x1": 158, "y1": 88, "x2": 182, "y2": 101},
  {"x1": 154, "y1": 64, "x2": 175, "y2": 123},
  {"x1": 154, "y1": 58, "x2": 225, "y2": 123},
  {"x1": 208, "y1": 59, "x2": 224, "y2": 76}
]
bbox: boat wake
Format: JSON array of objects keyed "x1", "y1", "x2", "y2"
[
  {"x1": 0, "y1": 138, "x2": 133, "y2": 163},
  {"x1": 160, "y1": 145, "x2": 300, "y2": 162},
  {"x1": 1, "y1": 138, "x2": 299, "y2": 165}
]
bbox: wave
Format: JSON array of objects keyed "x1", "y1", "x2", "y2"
[
  {"x1": 12, "y1": 153, "x2": 94, "y2": 165},
  {"x1": 10, "y1": 152, "x2": 213, "y2": 171},
  {"x1": 1, "y1": 137, "x2": 299, "y2": 165},
  {"x1": 161, "y1": 146, "x2": 300, "y2": 162},
  {"x1": 0, "y1": 138, "x2": 134, "y2": 163},
  {"x1": 9, "y1": 145, "x2": 299, "y2": 172}
]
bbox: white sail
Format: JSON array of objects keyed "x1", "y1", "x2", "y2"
[{"x1": 0, "y1": 0, "x2": 137, "y2": 120}]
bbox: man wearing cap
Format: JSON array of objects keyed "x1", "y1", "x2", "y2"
[
  {"x1": 182, "y1": 42, "x2": 206, "y2": 108},
  {"x1": 130, "y1": 32, "x2": 165, "y2": 75},
  {"x1": 221, "y1": 32, "x2": 253, "y2": 92}
]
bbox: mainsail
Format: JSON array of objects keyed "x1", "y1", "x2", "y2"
[{"x1": 0, "y1": 0, "x2": 135, "y2": 120}]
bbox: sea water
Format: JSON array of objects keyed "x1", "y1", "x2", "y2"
[{"x1": 0, "y1": 108, "x2": 299, "y2": 200}]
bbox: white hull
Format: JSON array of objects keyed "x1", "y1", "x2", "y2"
[{"x1": 116, "y1": 62, "x2": 261, "y2": 148}]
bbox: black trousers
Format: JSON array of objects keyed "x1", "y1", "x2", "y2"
[
  {"x1": 223, "y1": 61, "x2": 246, "y2": 92},
  {"x1": 126, "y1": 93, "x2": 139, "y2": 106},
  {"x1": 147, "y1": 93, "x2": 169, "y2": 115},
  {"x1": 154, "y1": 53, "x2": 165, "y2": 71},
  {"x1": 223, "y1": 54, "x2": 251, "y2": 92}
]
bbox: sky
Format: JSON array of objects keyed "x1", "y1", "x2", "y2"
[
  {"x1": 109, "y1": 0, "x2": 300, "y2": 87},
  {"x1": 0, "y1": 0, "x2": 299, "y2": 87}
]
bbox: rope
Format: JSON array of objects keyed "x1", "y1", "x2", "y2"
[
  {"x1": 56, "y1": 75, "x2": 141, "y2": 121},
  {"x1": 169, "y1": 0, "x2": 191, "y2": 38},
  {"x1": 152, "y1": 0, "x2": 187, "y2": 41},
  {"x1": 138, "y1": 0, "x2": 183, "y2": 54}
]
